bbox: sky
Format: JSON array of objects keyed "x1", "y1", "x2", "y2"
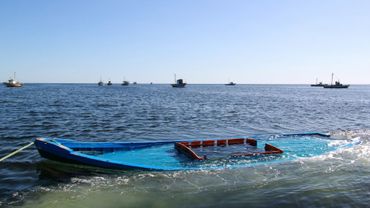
[{"x1": 0, "y1": 0, "x2": 370, "y2": 84}]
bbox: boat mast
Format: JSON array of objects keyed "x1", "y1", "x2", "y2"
[
  {"x1": 14, "y1": 72, "x2": 16, "y2": 80},
  {"x1": 174, "y1": 74, "x2": 176, "y2": 83},
  {"x1": 331, "y1": 73, "x2": 334, "y2": 85},
  {"x1": 316, "y1": 78, "x2": 318, "y2": 84}
]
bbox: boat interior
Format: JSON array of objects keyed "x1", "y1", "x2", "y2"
[{"x1": 175, "y1": 138, "x2": 283, "y2": 160}]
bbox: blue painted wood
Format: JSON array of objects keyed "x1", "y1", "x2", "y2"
[{"x1": 34, "y1": 132, "x2": 333, "y2": 171}]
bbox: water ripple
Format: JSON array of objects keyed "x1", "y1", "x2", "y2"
[{"x1": 1, "y1": 84, "x2": 370, "y2": 207}]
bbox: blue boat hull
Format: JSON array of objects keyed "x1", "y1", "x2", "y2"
[
  {"x1": 35, "y1": 133, "x2": 341, "y2": 171},
  {"x1": 35, "y1": 138, "x2": 177, "y2": 170}
]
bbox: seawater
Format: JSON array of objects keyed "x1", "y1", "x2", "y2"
[{"x1": 1, "y1": 84, "x2": 370, "y2": 207}]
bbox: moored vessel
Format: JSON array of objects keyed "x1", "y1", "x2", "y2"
[
  {"x1": 121, "y1": 76, "x2": 129, "y2": 86},
  {"x1": 323, "y1": 73, "x2": 349, "y2": 89},
  {"x1": 225, "y1": 82, "x2": 236, "y2": 86},
  {"x1": 171, "y1": 74, "x2": 186, "y2": 88},
  {"x1": 310, "y1": 78, "x2": 325, "y2": 87},
  {"x1": 3, "y1": 72, "x2": 22, "y2": 87},
  {"x1": 98, "y1": 77, "x2": 104, "y2": 86}
]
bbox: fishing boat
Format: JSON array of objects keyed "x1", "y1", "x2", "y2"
[
  {"x1": 310, "y1": 78, "x2": 325, "y2": 87},
  {"x1": 107, "y1": 80, "x2": 113, "y2": 86},
  {"x1": 98, "y1": 77, "x2": 104, "y2": 86},
  {"x1": 34, "y1": 132, "x2": 343, "y2": 171},
  {"x1": 323, "y1": 81, "x2": 349, "y2": 89},
  {"x1": 323, "y1": 73, "x2": 349, "y2": 89},
  {"x1": 171, "y1": 74, "x2": 186, "y2": 88},
  {"x1": 121, "y1": 81, "x2": 129, "y2": 86},
  {"x1": 121, "y1": 77, "x2": 129, "y2": 86},
  {"x1": 3, "y1": 72, "x2": 23, "y2": 88},
  {"x1": 225, "y1": 82, "x2": 236, "y2": 86}
]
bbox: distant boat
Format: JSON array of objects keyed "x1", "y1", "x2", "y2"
[
  {"x1": 107, "y1": 81, "x2": 113, "y2": 86},
  {"x1": 121, "y1": 77, "x2": 129, "y2": 86},
  {"x1": 323, "y1": 81, "x2": 349, "y2": 89},
  {"x1": 133, "y1": 82, "x2": 137, "y2": 85},
  {"x1": 171, "y1": 74, "x2": 186, "y2": 88},
  {"x1": 323, "y1": 73, "x2": 349, "y2": 89},
  {"x1": 310, "y1": 82, "x2": 325, "y2": 87},
  {"x1": 3, "y1": 72, "x2": 22, "y2": 87},
  {"x1": 310, "y1": 78, "x2": 325, "y2": 87},
  {"x1": 225, "y1": 82, "x2": 236, "y2": 86},
  {"x1": 98, "y1": 77, "x2": 104, "y2": 86}
]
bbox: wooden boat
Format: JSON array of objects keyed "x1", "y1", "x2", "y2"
[
  {"x1": 34, "y1": 133, "x2": 337, "y2": 171},
  {"x1": 3, "y1": 72, "x2": 22, "y2": 87}
]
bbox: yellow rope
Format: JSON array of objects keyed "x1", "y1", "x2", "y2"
[{"x1": 0, "y1": 142, "x2": 34, "y2": 162}]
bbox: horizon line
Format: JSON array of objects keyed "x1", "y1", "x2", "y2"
[{"x1": 9, "y1": 82, "x2": 367, "y2": 85}]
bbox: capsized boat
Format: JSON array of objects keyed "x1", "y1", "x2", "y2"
[{"x1": 34, "y1": 132, "x2": 351, "y2": 171}]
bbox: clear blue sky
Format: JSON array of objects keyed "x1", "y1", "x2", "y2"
[{"x1": 1, "y1": 0, "x2": 370, "y2": 84}]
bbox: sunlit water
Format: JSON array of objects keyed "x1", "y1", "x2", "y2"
[{"x1": 1, "y1": 84, "x2": 370, "y2": 207}]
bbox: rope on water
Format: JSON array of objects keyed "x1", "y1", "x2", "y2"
[{"x1": 0, "y1": 142, "x2": 34, "y2": 162}]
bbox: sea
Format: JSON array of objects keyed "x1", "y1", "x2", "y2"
[{"x1": 1, "y1": 84, "x2": 370, "y2": 208}]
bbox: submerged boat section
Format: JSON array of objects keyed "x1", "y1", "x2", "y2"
[
  {"x1": 175, "y1": 138, "x2": 283, "y2": 160},
  {"x1": 34, "y1": 133, "x2": 351, "y2": 171}
]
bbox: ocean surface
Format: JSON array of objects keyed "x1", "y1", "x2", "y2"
[{"x1": 1, "y1": 84, "x2": 370, "y2": 207}]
